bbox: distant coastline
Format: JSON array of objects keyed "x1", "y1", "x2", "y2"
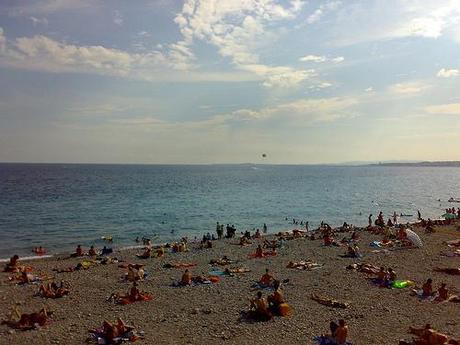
[{"x1": 369, "y1": 161, "x2": 460, "y2": 167}]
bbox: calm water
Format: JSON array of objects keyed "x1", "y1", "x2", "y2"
[{"x1": 1, "y1": 163, "x2": 459, "y2": 258}]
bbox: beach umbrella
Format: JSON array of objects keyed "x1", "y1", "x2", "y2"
[
  {"x1": 442, "y1": 213, "x2": 456, "y2": 220},
  {"x1": 405, "y1": 229, "x2": 423, "y2": 247}
]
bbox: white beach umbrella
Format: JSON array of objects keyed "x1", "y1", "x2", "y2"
[{"x1": 405, "y1": 229, "x2": 423, "y2": 247}]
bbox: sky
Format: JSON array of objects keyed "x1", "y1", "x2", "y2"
[{"x1": 0, "y1": 0, "x2": 460, "y2": 164}]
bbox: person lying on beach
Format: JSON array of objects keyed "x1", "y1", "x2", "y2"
[
  {"x1": 4, "y1": 255, "x2": 21, "y2": 273},
  {"x1": 109, "y1": 282, "x2": 153, "y2": 305},
  {"x1": 210, "y1": 256, "x2": 233, "y2": 266},
  {"x1": 292, "y1": 229, "x2": 306, "y2": 238},
  {"x1": 373, "y1": 267, "x2": 387, "y2": 285},
  {"x1": 311, "y1": 293, "x2": 349, "y2": 309},
  {"x1": 224, "y1": 267, "x2": 251, "y2": 274},
  {"x1": 408, "y1": 324, "x2": 451, "y2": 345},
  {"x1": 263, "y1": 239, "x2": 280, "y2": 250},
  {"x1": 37, "y1": 281, "x2": 70, "y2": 298},
  {"x1": 70, "y1": 245, "x2": 84, "y2": 257},
  {"x1": 136, "y1": 247, "x2": 152, "y2": 259},
  {"x1": 434, "y1": 267, "x2": 460, "y2": 275},
  {"x1": 1, "y1": 307, "x2": 52, "y2": 330},
  {"x1": 445, "y1": 239, "x2": 460, "y2": 247},
  {"x1": 32, "y1": 247, "x2": 47, "y2": 255},
  {"x1": 286, "y1": 260, "x2": 321, "y2": 270},
  {"x1": 53, "y1": 260, "x2": 94, "y2": 273},
  {"x1": 163, "y1": 262, "x2": 197, "y2": 269},
  {"x1": 346, "y1": 262, "x2": 380, "y2": 274}
]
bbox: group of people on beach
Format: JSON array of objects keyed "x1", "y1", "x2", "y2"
[
  {"x1": 2, "y1": 207, "x2": 460, "y2": 345},
  {"x1": 445, "y1": 207, "x2": 460, "y2": 217}
]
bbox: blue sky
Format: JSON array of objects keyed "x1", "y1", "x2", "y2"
[{"x1": 1, "y1": 0, "x2": 460, "y2": 164}]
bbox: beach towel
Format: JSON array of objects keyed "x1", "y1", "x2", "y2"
[
  {"x1": 414, "y1": 290, "x2": 437, "y2": 302},
  {"x1": 251, "y1": 282, "x2": 274, "y2": 291},
  {"x1": 313, "y1": 336, "x2": 353, "y2": 345},
  {"x1": 248, "y1": 251, "x2": 277, "y2": 259},
  {"x1": 163, "y1": 263, "x2": 197, "y2": 269},
  {"x1": 117, "y1": 295, "x2": 153, "y2": 305},
  {"x1": 208, "y1": 270, "x2": 228, "y2": 276},
  {"x1": 392, "y1": 280, "x2": 415, "y2": 289},
  {"x1": 171, "y1": 277, "x2": 217, "y2": 287}
]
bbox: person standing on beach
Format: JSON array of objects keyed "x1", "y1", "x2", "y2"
[
  {"x1": 263, "y1": 223, "x2": 267, "y2": 233},
  {"x1": 216, "y1": 222, "x2": 223, "y2": 239},
  {"x1": 417, "y1": 210, "x2": 422, "y2": 220},
  {"x1": 368, "y1": 214, "x2": 373, "y2": 227}
]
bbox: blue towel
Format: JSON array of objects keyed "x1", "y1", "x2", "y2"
[{"x1": 313, "y1": 335, "x2": 353, "y2": 345}]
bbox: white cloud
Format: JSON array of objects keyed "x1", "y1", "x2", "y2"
[
  {"x1": 437, "y1": 68, "x2": 459, "y2": 78},
  {"x1": 307, "y1": 1, "x2": 342, "y2": 24},
  {"x1": 173, "y1": 0, "x2": 310, "y2": 87},
  {"x1": 365, "y1": 87, "x2": 374, "y2": 92},
  {"x1": 0, "y1": 28, "x2": 256, "y2": 82},
  {"x1": 299, "y1": 54, "x2": 344, "y2": 63},
  {"x1": 113, "y1": 10, "x2": 123, "y2": 26},
  {"x1": 7, "y1": 0, "x2": 96, "y2": 16},
  {"x1": 425, "y1": 103, "x2": 460, "y2": 115},
  {"x1": 229, "y1": 96, "x2": 358, "y2": 123},
  {"x1": 30, "y1": 17, "x2": 49, "y2": 26},
  {"x1": 0, "y1": 28, "x2": 5, "y2": 53},
  {"x1": 308, "y1": 82, "x2": 333, "y2": 90},
  {"x1": 327, "y1": 1, "x2": 460, "y2": 46},
  {"x1": 240, "y1": 64, "x2": 315, "y2": 88},
  {"x1": 388, "y1": 81, "x2": 430, "y2": 95}
]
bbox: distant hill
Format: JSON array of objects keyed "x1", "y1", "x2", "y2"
[{"x1": 370, "y1": 161, "x2": 460, "y2": 167}]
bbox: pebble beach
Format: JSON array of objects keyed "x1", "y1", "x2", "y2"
[{"x1": 1, "y1": 223, "x2": 459, "y2": 345}]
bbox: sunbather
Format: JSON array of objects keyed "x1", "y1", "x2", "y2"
[{"x1": 311, "y1": 293, "x2": 349, "y2": 309}]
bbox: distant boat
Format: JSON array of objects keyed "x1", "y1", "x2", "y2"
[{"x1": 448, "y1": 197, "x2": 460, "y2": 203}]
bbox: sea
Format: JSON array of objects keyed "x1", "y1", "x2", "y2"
[{"x1": 1, "y1": 163, "x2": 459, "y2": 258}]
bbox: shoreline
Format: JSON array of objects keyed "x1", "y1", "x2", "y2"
[{"x1": 0, "y1": 217, "x2": 437, "y2": 262}]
